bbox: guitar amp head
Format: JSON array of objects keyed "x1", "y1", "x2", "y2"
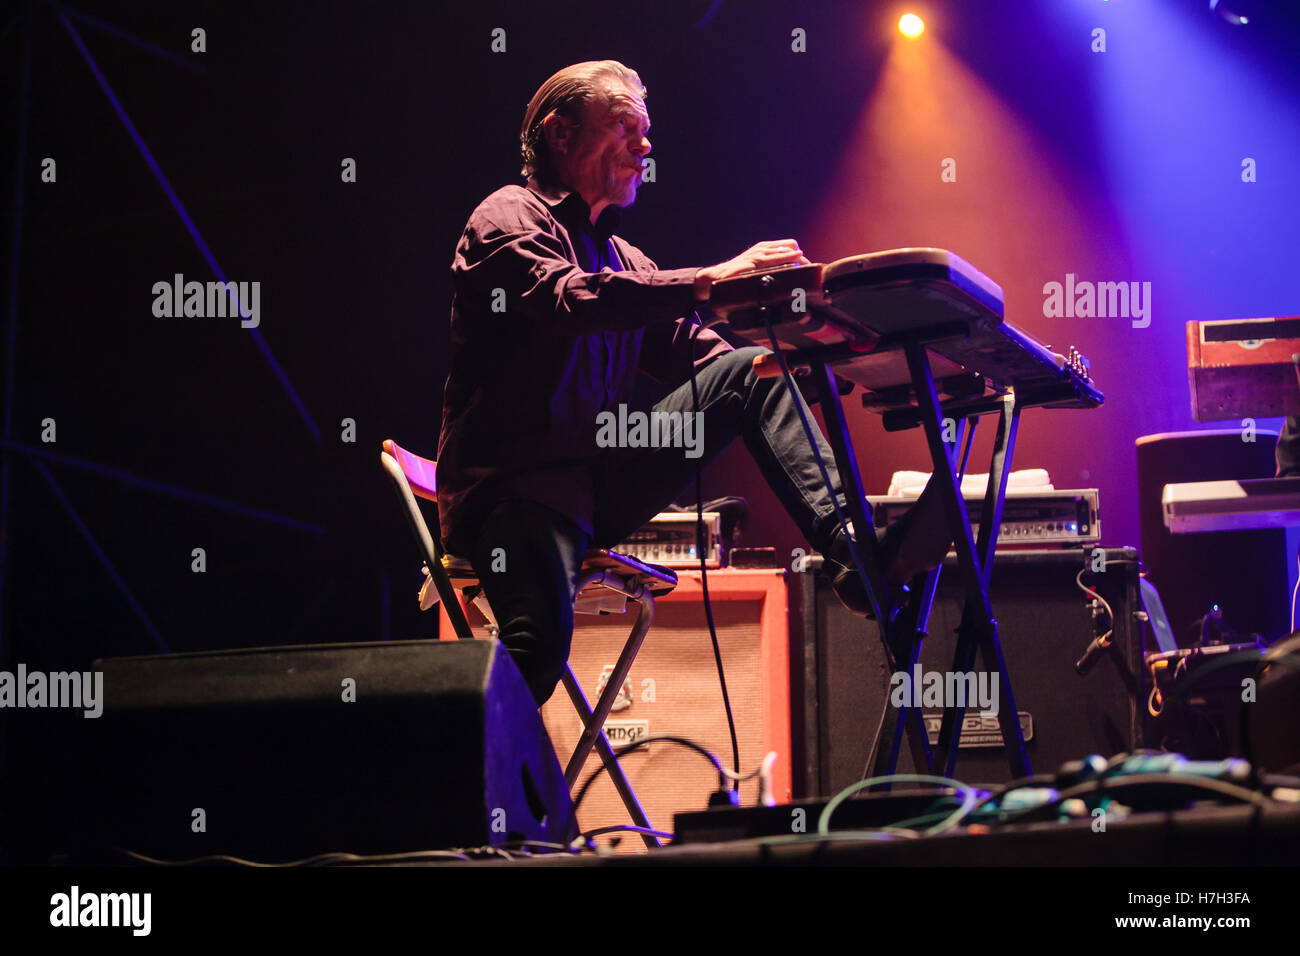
[
  {"x1": 616, "y1": 512, "x2": 725, "y2": 568},
  {"x1": 867, "y1": 488, "x2": 1101, "y2": 549}
]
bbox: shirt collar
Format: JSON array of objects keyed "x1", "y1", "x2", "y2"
[{"x1": 526, "y1": 178, "x2": 622, "y2": 241}]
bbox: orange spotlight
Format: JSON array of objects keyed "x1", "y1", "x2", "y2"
[{"x1": 898, "y1": 13, "x2": 925, "y2": 38}]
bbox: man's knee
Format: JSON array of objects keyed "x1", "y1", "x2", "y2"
[
  {"x1": 700, "y1": 345, "x2": 771, "y2": 392},
  {"x1": 727, "y1": 344, "x2": 771, "y2": 369}
]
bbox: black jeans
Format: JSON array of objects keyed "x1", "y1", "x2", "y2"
[{"x1": 468, "y1": 346, "x2": 848, "y2": 705}]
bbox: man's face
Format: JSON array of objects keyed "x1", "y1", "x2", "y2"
[{"x1": 558, "y1": 83, "x2": 651, "y2": 216}]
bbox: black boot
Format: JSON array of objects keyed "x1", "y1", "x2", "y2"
[
  {"x1": 879, "y1": 476, "x2": 954, "y2": 586},
  {"x1": 820, "y1": 479, "x2": 955, "y2": 617},
  {"x1": 821, "y1": 519, "x2": 887, "y2": 618}
]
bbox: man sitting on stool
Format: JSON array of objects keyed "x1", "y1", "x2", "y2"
[{"x1": 435, "y1": 61, "x2": 950, "y2": 705}]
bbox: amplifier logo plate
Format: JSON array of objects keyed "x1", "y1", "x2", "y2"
[
  {"x1": 591, "y1": 720, "x2": 650, "y2": 750},
  {"x1": 595, "y1": 665, "x2": 633, "y2": 712},
  {"x1": 922, "y1": 711, "x2": 1033, "y2": 749}
]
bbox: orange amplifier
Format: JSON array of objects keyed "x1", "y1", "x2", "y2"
[{"x1": 1187, "y1": 316, "x2": 1300, "y2": 420}]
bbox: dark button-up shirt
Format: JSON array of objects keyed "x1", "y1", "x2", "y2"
[{"x1": 435, "y1": 178, "x2": 732, "y2": 555}]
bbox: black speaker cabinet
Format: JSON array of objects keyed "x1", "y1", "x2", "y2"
[
  {"x1": 2, "y1": 639, "x2": 573, "y2": 863},
  {"x1": 797, "y1": 548, "x2": 1145, "y2": 793},
  {"x1": 1136, "y1": 430, "x2": 1288, "y2": 641}
]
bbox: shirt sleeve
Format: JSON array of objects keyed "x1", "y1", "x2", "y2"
[
  {"x1": 452, "y1": 192, "x2": 700, "y2": 334},
  {"x1": 638, "y1": 309, "x2": 734, "y2": 385},
  {"x1": 623, "y1": 244, "x2": 734, "y2": 385}
]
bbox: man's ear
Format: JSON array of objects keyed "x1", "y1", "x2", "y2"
[{"x1": 542, "y1": 112, "x2": 571, "y2": 157}]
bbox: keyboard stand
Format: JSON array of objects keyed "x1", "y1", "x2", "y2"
[
  {"x1": 717, "y1": 250, "x2": 1101, "y2": 784},
  {"x1": 804, "y1": 332, "x2": 1032, "y2": 781}
]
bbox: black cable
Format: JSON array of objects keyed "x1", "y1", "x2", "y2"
[
  {"x1": 495, "y1": 840, "x2": 578, "y2": 855},
  {"x1": 117, "y1": 847, "x2": 474, "y2": 866},
  {"x1": 759, "y1": 311, "x2": 878, "y2": 620},
  {"x1": 957, "y1": 415, "x2": 977, "y2": 477},
  {"x1": 1105, "y1": 557, "x2": 1151, "y2": 574},
  {"x1": 958, "y1": 773, "x2": 1059, "y2": 819},
  {"x1": 568, "y1": 733, "x2": 726, "y2": 828},
  {"x1": 1156, "y1": 648, "x2": 1292, "y2": 705},
  {"x1": 578, "y1": 824, "x2": 675, "y2": 843},
  {"x1": 689, "y1": 319, "x2": 740, "y2": 792},
  {"x1": 756, "y1": 304, "x2": 896, "y2": 773},
  {"x1": 994, "y1": 772, "x2": 1274, "y2": 827},
  {"x1": 1151, "y1": 647, "x2": 1297, "y2": 758},
  {"x1": 1153, "y1": 646, "x2": 1300, "y2": 771},
  {"x1": 860, "y1": 671, "x2": 893, "y2": 782}
]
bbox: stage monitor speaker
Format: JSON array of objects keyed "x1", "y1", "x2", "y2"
[
  {"x1": 797, "y1": 548, "x2": 1145, "y2": 792},
  {"x1": 2, "y1": 639, "x2": 573, "y2": 864},
  {"x1": 1248, "y1": 633, "x2": 1300, "y2": 774}
]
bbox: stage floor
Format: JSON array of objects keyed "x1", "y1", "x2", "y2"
[{"x1": 391, "y1": 802, "x2": 1300, "y2": 867}]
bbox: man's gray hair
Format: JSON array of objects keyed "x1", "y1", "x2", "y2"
[{"x1": 519, "y1": 60, "x2": 646, "y2": 182}]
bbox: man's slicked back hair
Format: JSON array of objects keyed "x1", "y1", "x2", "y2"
[{"x1": 519, "y1": 60, "x2": 645, "y2": 183}]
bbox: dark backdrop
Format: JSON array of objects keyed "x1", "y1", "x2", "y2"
[{"x1": 3, "y1": 0, "x2": 1299, "y2": 672}]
